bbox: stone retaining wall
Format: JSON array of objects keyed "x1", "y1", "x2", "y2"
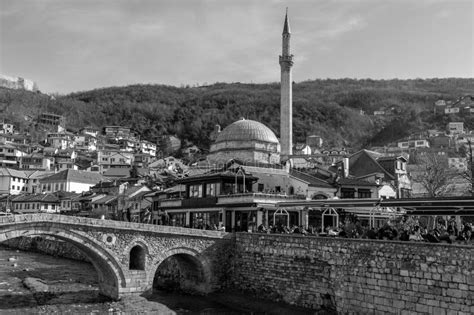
[{"x1": 229, "y1": 233, "x2": 474, "y2": 315}]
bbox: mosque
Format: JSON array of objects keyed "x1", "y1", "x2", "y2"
[{"x1": 207, "y1": 10, "x2": 293, "y2": 167}]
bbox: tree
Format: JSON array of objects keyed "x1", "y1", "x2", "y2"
[
  {"x1": 459, "y1": 139, "x2": 474, "y2": 196},
  {"x1": 411, "y1": 152, "x2": 457, "y2": 197}
]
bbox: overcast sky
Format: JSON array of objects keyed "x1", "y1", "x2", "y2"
[{"x1": 1, "y1": 0, "x2": 472, "y2": 94}]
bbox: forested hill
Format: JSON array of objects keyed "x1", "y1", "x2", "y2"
[{"x1": 0, "y1": 78, "x2": 473, "y2": 150}]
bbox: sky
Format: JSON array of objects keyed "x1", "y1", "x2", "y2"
[{"x1": 0, "y1": 0, "x2": 472, "y2": 94}]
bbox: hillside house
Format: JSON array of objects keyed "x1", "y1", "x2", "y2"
[
  {"x1": 0, "y1": 122, "x2": 14, "y2": 134},
  {"x1": 97, "y1": 149, "x2": 134, "y2": 173},
  {"x1": 46, "y1": 132, "x2": 73, "y2": 150},
  {"x1": 20, "y1": 152, "x2": 51, "y2": 170},
  {"x1": 0, "y1": 143, "x2": 27, "y2": 168},
  {"x1": 104, "y1": 126, "x2": 133, "y2": 140},
  {"x1": 397, "y1": 139, "x2": 430, "y2": 149},
  {"x1": 445, "y1": 107, "x2": 460, "y2": 115},
  {"x1": 447, "y1": 122, "x2": 464, "y2": 135}
]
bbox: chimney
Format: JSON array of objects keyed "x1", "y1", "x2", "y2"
[{"x1": 342, "y1": 157, "x2": 349, "y2": 178}]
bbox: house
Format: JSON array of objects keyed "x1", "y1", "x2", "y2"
[
  {"x1": 11, "y1": 193, "x2": 60, "y2": 214},
  {"x1": 0, "y1": 143, "x2": 27, "y2": 168},
  {"x1": 293, "y1": 143, "x2": 311, "y2": 155},
  {"x1": 57, "y1": 191, "x2": 81, "y2": 213},
  {"x1": 0, "y1": 168, "x2": 30, "y2": 195},
  {"x1": 139, "y1": 140, "x2": 157, "y2": 157},
  {"x1": 117, "y1": 185, "x2": 152, "y2": 222},
  {"x1": 0, "y1": 122, "x2": 14, "y2": 134},
  {"x1": 39, "y1": 169, "x2": 109, "y2": 193},
  {"x1": 104, "y1": 126, "x2": 132, "y2": 140},
  {"x1": 397, "y1": 139, "x2": 430, "y2": 149},
  {"x1": 20, "y1": 152, "x2": 51, "y2": 170},
  {"x1": 90, "y1": 195, "x2": 119, "y2": 219},
  {"x1": 73, "y1": 134, "x2": 97, "y2": 152},
  {"x1": 306, "y1": 135, "x2": 323, "y2": 148},
  {"x1": 133, "y1": 153, "x2": 155, "y2": 168},
  {"x1": 79, "y1": 126, "x2": 100, "y2": 138},
  {"x1": 447, "y1": 122, "x2": 464, "y2": 135},
  {"x1": 46, "y1": 132, "x2": 73, "y2": 150},
  {"x1": 333, "y1": 150, "x2": 411, "y2": 198},
  {"x1": 445, "y1": 107, "x2": 460, "y2": 115},
  {"x1": 37, "y1": 113, "x2": 65, "y2": 132},
  {"x1": 97, "y1": 149, "x2": 134, "y2": 173}
]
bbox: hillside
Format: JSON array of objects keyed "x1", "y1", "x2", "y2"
[{"x1": 0, "y1": 78, "x2": 473, "y2": 150}]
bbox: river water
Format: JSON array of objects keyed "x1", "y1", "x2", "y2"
[{"x1": 0, "y1": 247, "x2": 317, "y2": 314}]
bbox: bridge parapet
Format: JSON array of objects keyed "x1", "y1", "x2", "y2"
[{"x1": 0, "y1": 214, "x2": 228, "y2": 239}]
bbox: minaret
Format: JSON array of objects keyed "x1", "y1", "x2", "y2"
[{"x1": 279, "y1": 8, "x2": 293, "y2": 162}]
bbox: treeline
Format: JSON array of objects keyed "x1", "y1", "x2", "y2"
[{"x1": 0, "y1": 78, "x2": 473, "y2": 150}]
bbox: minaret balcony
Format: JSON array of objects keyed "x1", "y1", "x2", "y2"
[{"x1": 279, "y1": 55, "x2": 294, "y2": 65}]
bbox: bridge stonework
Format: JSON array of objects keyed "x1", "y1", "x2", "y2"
[
  {"x1": 230, "y1": 233, "x2": 474, "y2": 314},
  {"x1": 0, "y1": 214, "x2": 231, "y2": 300}
]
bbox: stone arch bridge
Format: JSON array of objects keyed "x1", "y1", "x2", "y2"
[{"x1": 0, "y1": 214, "x2": 231, "y2": 300}]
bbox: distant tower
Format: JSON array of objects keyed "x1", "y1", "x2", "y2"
[{"x1": 279, "y1": 8, "x2": 293, "y2": 161}]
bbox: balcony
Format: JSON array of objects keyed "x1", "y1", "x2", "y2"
[
  {"x1": 217, "y1": 193, "x2": 305, "y2": 205},
  {"x1": 182, "y1": 197, "x2": 218, "y2": 208},
  {"x1": 159, "y1": 198, "x2": 183, "y2": 208}
]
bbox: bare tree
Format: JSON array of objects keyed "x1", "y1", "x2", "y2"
[
  {"x1": 411, "y1": 152, "x2": 457, "y2": 197},
  {"x1": 459, "y1": 139, "x2": 474, "y2": 196}
]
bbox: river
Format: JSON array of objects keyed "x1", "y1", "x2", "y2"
[{"x1": 0, "y1": 246, "x2": 317, "y2": 314}]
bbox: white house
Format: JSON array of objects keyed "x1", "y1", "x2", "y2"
[{"x1": 39, "y1": 169, "x2": 109, "y2": 193}]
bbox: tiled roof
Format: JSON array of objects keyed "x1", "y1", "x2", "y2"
[
  {"x1": 0, "y1": 168, "x2": 29, "y2": 179},
  {"x1": 11, "y1": 193, "x2": 59, "y2": 203},
  {"x1": 41, "y1": 169, "x2": 108, "y2": 184},
  {"x1": 103, "y1": 168, "x2": 130, "y2": 178},
  {"x1": 92, "y1": 195, "x2": 117, "y2": 204},
  {"x1": 290, "y1": 169, "x2": 333, "y2": 188},
  {"x1": 338, "y1": 178, "x2": 377, "y2": 187}
]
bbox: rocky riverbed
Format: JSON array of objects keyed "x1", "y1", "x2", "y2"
[{"x1": 0, "y1": 246, "x2": 317, "y2": 314}]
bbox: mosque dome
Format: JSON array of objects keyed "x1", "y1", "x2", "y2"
[{"x1": 215, "y1": 118, "x2": 279, "y2": 144}]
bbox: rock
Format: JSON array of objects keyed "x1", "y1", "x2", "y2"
[
  {"x1": 8, "y1": 257, "x2": 17, "y2": 262},
  {"x1": 12, "y1": 263, "x2": 18, "y2": 267}
]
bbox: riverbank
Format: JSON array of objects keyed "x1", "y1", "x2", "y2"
[{"x1": 0, "y1": 246, "x2": 319, "y2": 314}]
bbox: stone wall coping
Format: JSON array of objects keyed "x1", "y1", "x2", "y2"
[
  {"x1": 0, "y1": 214, "x2": 229, "y2": 239},
  {"x1": 237, "y1": 232, "x2": 474, "y2": 248}
]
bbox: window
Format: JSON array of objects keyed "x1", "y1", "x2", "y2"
[
  {"x1": 32, "y1": 204, "x2": 35, "y2": 210},
  {"x1": 341, "y1": 188, "x2": 355, "y2": 199},
  {"x1": 189, "y1": 184, "x2": 203, "y2": 198},
  {"x1": 60, "y1": 183, "x2": 65, "y2": 191},
  {"x1": 206, "y1": 183, "x2": 217, "y2": 197},
  {"x1": 258, "y1": 183, "x2": 264, "y2": 192},
  {"x1": 358, "y1": 189, "x2": 371, "y2": 198},
  {"x1": 11, "y1": 185, "x2": 15, "y2": 190}
]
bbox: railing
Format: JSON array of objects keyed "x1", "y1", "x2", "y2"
[
  {"x1": 159, "y1": 198, "x2": 183, "y2": 208},
  {"x1": 217, "y1": 192, "x2": 305, "y2": 205}
]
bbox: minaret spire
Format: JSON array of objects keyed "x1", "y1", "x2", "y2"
[
  {"x1": 283, "y1": 7, "x2": 290, "y2": 34},
  {"x1": 279, "y1": 9, "x2": 294, "y2": 163}
]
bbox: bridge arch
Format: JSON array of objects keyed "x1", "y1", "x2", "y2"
[
  {"x1": 0, "y1": 225, "x2": 126, "y2": 300},
  {"x1": 151, "y1": 247, "x2": 213, "y2": 294}
]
